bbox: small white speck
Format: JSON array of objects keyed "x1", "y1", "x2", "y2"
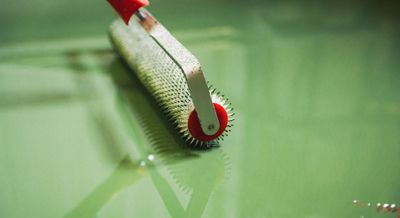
[
  {"x1": 139, "y1": 160, "x2": 146, "y2": 167},
  {"x1": 147, "y1": 154, "x2": 155, "y2": 161}
]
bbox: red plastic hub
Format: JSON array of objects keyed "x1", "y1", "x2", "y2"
[
  {"x1": 107, "y1": 0, "x2": 149, "y2": 24},
  {"x1": 188, "y1": 103, "x2": 228, "y2": 142}
]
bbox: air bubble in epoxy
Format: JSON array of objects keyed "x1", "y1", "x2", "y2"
[{"x1": 147, "y1": 154, "x2": 155, "y2": 161}]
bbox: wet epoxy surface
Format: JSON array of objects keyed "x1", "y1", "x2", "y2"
[{"x1": 1, "y1": 0, "x2": 400, "y2": 217}]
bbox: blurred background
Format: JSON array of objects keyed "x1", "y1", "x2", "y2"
[{"x1": 1, "y1": 0, "x2": 400, "y2": 217}]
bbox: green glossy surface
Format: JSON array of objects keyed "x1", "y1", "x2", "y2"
[{"x1": 1, "y1": 0, "x2": 400, "y2": 217}]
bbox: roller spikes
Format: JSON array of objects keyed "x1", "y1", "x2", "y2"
[
  {"x1": 179, "y1": 85, "x2": 234, "y2": 148},
  {"x1": 155, "y1": 87, "x2": 234, "y2": 148}
]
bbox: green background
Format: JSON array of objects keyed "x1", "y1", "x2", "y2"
[{"x1": 1, "y1": 0, "x2": 400, "y2": 217}]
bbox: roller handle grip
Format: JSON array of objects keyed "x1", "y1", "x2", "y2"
[{"x1": 107, "y1": 0, "x2": 149, "y2": 24}]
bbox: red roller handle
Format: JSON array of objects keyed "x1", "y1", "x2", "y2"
[{"x1": 107, "y1": 0, "x2": 149, "y2": 24}]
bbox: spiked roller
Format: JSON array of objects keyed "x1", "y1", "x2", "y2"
[{"x1": 107, "y1": 1, "x2": 234, "y2": 147}]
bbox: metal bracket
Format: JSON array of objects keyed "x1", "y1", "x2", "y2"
[{"x1": 134, "y1": 11, "x2": 220, "y2": 135}]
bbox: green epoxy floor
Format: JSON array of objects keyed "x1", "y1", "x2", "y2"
[{"x1": 1, "y1": 0, "x2": 400, "y2": 217}]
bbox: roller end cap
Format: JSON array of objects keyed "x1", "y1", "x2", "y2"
[{"x1": 188, "y1": 103, "x2": 228, "y2": 142}]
